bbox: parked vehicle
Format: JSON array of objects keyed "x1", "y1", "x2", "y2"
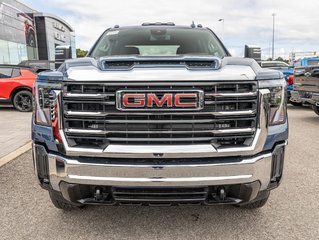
[
  {"x1": 261, "y1": 60, "x2": 290, "y2": 70},
  {"x1": 261, "y1": 61, "x2": 294, "y2": 102},
  {"x1": 290, "y1": 57, "x2": 319, "y2": 106},
  {"x1": 291, "y1": 65, "x2": 319, "y2": 115},
  {"x1": 32, "y1": 23, "x2": 288, "y2": 210},
  {"x1": 292, "y1": 57, "x2": 319, "y2": 68},
  {"x1": 18, "y1": 60, "x2": 55, "y2": 73},
  {"x1": 0, "y1": 65, "x2": 36, "y2": 112}
]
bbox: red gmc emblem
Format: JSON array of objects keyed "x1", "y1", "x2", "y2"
[{"x1": 116, "y1": 90, "x2": 204, "y2": 111}]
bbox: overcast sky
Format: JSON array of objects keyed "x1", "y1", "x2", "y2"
[{"x1": 22, "y1": 0, "x2": 319, "y2": 59}]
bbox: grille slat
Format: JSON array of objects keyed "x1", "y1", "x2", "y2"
[
  {"x1": 206, "y1": 92, "x2": 257, "y2": 98},
  {"x1": 62, "y1": 82, "x2": 258, "y2": 148},
  {"x1": 63, "y1": 100, "x2": 116, "y2": 105},
  {"x1": 65, "y1": 110, "x2": 256, "y2": 117},
  {"x1": 205, "y1": 99, "x2": 257, "y2": 104},
  {"x1": 66, "y1": 127, "x2": 255, "y2": 135},
  {"x1": 64, "y1": 93, "x2": 115, "y2": 98},
  {"x1": 112, "y1": 187, "x2": 209, "y2": 203}
]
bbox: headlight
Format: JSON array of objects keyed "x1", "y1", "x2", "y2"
[
  {"x1": 34, "y1": 81, "x2": 63, "y2": 143},
  {"x1": 268, "y1": 86, "x2": 286, "y2": 125},
  {"x1": 34, "y1": 82, "x2": 61, "y2": 126},
  {"x1": 260, "y1": 79, "x2": 287, "y2": 126}
]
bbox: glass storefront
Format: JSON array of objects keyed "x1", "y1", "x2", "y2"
[
  {"x1": 0, "y1": 1, "x2": 75, "y2": 64},
  {"x1": 0, "y1": 39, "x2": 37, "y2": 64},
  {"x1": 0, "y1": 1, "x2": 38, "y2": 64}
]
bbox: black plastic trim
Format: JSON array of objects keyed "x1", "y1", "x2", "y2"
[{"x1": 59, "y1": 181, "x2": 262, "y2": 206}]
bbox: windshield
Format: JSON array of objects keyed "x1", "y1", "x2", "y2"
[{"x1": 89, "y1": 27, "x2": 228, "y2": 58}]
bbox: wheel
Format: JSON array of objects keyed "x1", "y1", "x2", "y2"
[
  {"x1": 289, "y1": 101, "x2": 302, "y2": 106},
  {"x1": 49, "y1": 190, "x2": 83, "y2": 211},
  {"x1": 12, "y1": 90, "x2": 33, "y2": 112},
  {"x1": 236, "y1": 191, "x2": 270, "y2": 209},
  {"x1": 313, "y1": 105, "x2": 319, "y2": 116}
]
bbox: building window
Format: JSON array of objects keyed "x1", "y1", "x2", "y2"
[
  {"x1": 0, "y1": 39, "x2": 36, "y2": 64},
  {"x1": 0, "y1": 40, "x2": 10, "y2": 64}
]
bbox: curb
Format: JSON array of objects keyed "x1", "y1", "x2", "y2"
[{"x1": 0, "y1": 141, "x2": 32, "y2": 168}]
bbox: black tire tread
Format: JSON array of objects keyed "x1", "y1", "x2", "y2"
[{"x1": 12, "y1": 90, "x2": 33, "y2": 112}]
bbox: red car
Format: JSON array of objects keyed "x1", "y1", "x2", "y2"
[{"x1": 0, "y1": 65, "x2": 36, "y2": 112}]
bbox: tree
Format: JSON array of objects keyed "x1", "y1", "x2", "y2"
[
  {"x1": 275, "y1": 57, "x2": 289, "y2": 63},
  {"x1": 76, "y1": 48, "x2": 88, "y2": 58}
]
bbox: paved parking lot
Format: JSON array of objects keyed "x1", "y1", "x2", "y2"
[
  {"x1": 0, "y1": 106, "x2": 32, "y2": 159},
  {"x1": 0, "y1": 106, "x2": 318, "y2": 240}
]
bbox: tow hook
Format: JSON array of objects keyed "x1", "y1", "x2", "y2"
[
  {"x1": 219, "y1": 188, "x2": 226, "y2": 201},
  {"x1": 94, "y1": 188, "x2": 102, "y2": 201},
  {"x1": 94, "y1": 187, "x2": 109, "y2": 201}
]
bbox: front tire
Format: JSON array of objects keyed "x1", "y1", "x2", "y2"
[
  {"x1": 49, "y1": 190, "x2": 83, "y2": 211},
  {"x1": 12, "y1": 90, "x2": 33, "y2": 112},
  {"x1": 313, "y1": 105, "x2": 319, "y2": 116}
]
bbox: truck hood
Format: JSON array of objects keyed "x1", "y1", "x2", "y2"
[
  {"x1": 39, "y1": 56, "x2": 282, "y2": 82},
  {"x1": 67, "y1": 64, "x2": 257, "y2": 81}
]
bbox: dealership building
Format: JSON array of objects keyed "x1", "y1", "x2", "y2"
[{"x1": 0, "y1": 0, "x2": 76, "y2": 64}]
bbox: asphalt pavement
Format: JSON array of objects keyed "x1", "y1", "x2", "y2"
[{"x1": 0, "y1": 105, "x2": 318, "y2": 240}]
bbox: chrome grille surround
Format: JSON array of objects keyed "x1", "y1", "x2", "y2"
[{"x1": 58, "y1": 81, "x2": 269, "y2": 158}]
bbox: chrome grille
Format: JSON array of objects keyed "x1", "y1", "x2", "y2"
[{"x1": 61, "y1": 82, "x2": 258, "y2": 149}]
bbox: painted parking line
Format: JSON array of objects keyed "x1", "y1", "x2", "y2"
[{"x1": 0, "y1": 141, "x2": 32, "y2": 168}]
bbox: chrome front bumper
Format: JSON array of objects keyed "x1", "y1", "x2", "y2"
[{"x1": 33, "y1": 142, "x2": 286, "y2": 193}]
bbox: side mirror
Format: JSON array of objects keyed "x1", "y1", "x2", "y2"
[{"x1": 244, "y1": 45, "x2": 261, "y2": 65}]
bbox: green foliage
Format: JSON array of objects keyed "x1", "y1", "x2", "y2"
[
  {"x1": 266, "y1": 57, "x2": 289, "y2": 63},
  {"x1": 76, "y1": 48, "x2": 88, "y2": 58},
  {"x1": 275, "y1": 57, "x2": 289, "y2": 63}
]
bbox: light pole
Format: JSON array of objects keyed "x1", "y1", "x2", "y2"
[
  {"x1": 272, "y1": 13, "x2": 276, "y2": 60},
  {"x1": 218, "y1": 18, "x2": 224, "y2": 40}
]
